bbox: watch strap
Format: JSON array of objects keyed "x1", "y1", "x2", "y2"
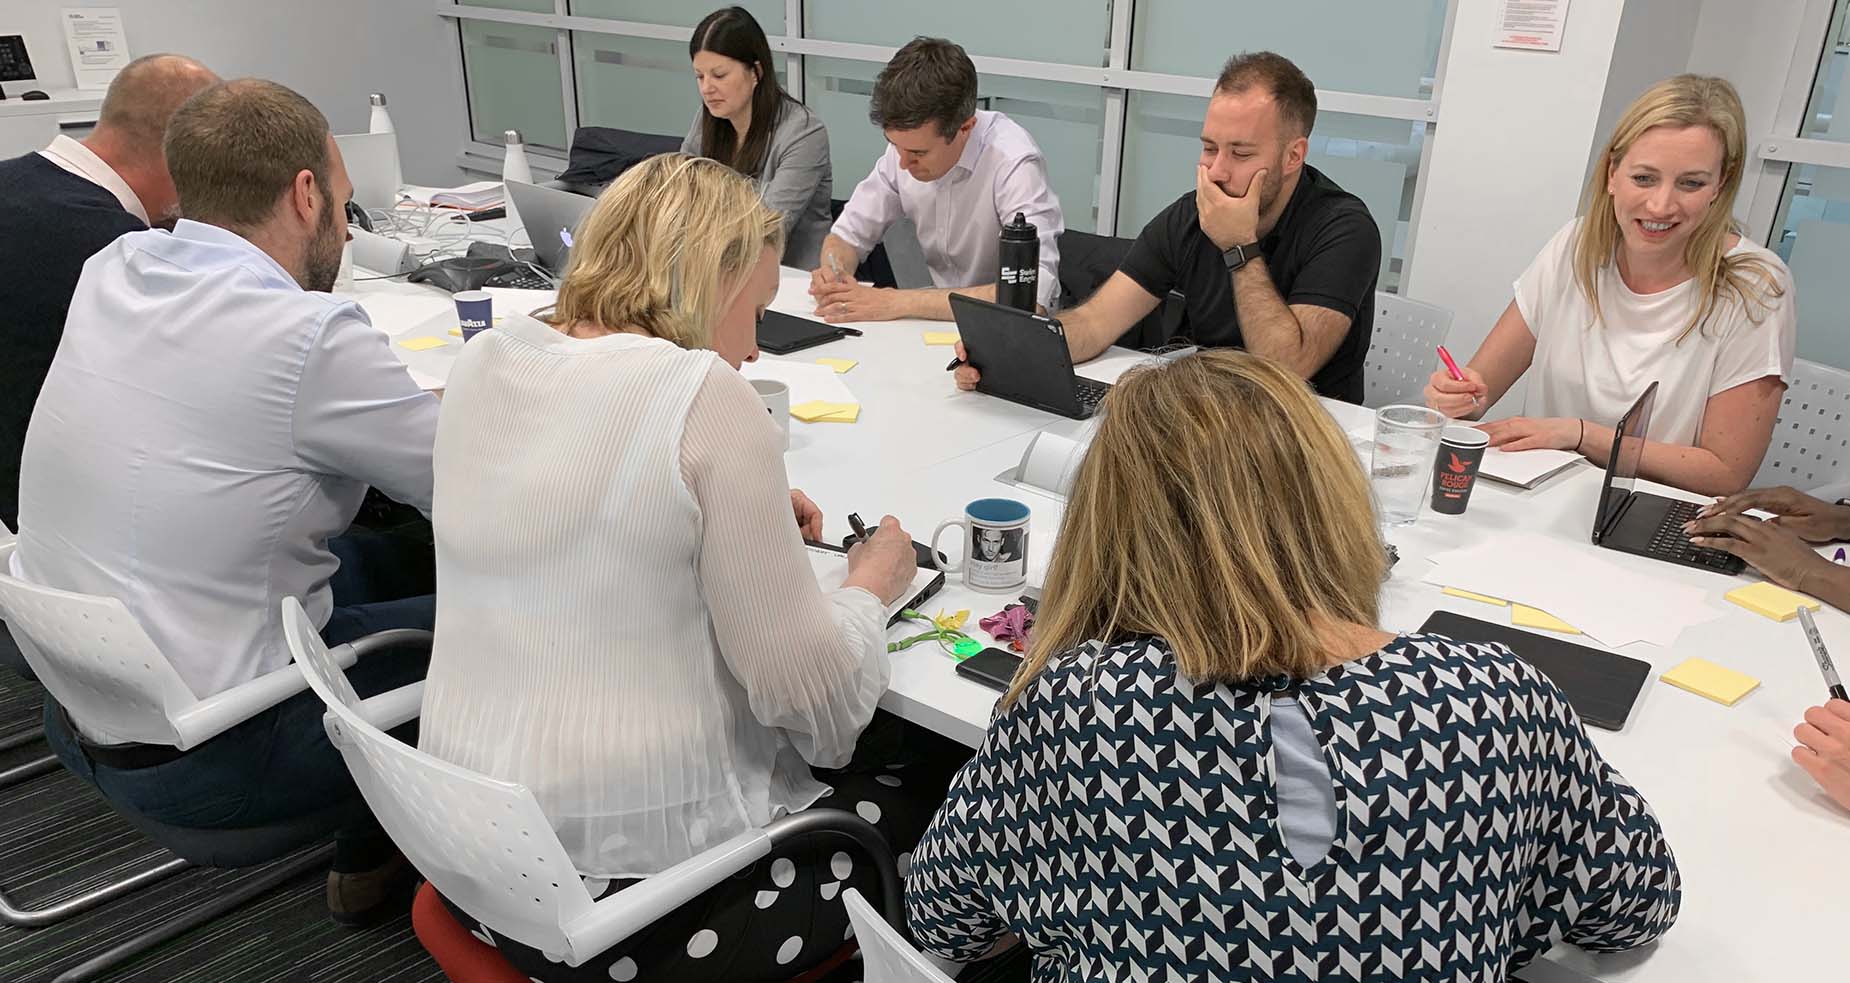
[{"x1": 1222, "y1": 241, "x2": 1262, "y2": 271}]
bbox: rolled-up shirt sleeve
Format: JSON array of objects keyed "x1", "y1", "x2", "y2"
[
  {"x1": 993, "y1": 154, "x2": 1065, "y2": 310},
  {"x1": 291, "y1": 304, "x2": 439, "y2": 513},
  {"x1": 682, "y1": 362, "x2": 889, "y2": 768},
  {"x1": 829, "y1": 150, "x2": 904, "y2": 264}
]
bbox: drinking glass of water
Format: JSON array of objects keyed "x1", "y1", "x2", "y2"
[{"x1": 1370, "y1": 405, "x2": 1447, "y2": 526}]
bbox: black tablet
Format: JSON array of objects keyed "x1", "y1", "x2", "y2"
[
  {"x1": 1418, "y1": 610, "x2": 1652, "y2": 730},
  {"x1": 758, "y1": 310, "x2": 856, "y2": 355}
]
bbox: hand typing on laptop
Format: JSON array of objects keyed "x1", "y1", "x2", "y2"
[{"x1": 1686, "y1": 486, "x2": 1850, "y2": 610}]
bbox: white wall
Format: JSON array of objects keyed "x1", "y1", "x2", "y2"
[
  {"x1": 2, "y1": 1, "x2": 468, "y2": 184},
  {"x1": 1591, "y1": 0, "x2": 1701, "y2": 182},
  {"x1": 1404, "y1": 0, "x2": 1629, "y2": 413},
  {"x1": 1687, "y1": 0, "x2": 1820, "y2": 228}
]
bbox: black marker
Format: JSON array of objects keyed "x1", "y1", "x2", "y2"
[
  {"x1": 847, "y1": 512, "x2": 870, "y2": 545},
  {"x1": 946, "y1": 357, "x2": 965, "y2": 371}
]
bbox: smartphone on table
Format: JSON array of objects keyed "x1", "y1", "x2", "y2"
[{"x1": 955, "y1": 647, "x2": 1024, "y2": 693}]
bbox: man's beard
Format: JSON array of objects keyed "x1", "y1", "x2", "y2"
[{"x1": 299, "y1": 199, "x2": 343, "y2": 293}]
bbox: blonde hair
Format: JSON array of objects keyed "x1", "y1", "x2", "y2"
[
  {"x1": 1575, "y1": 74, "x2": 1784, "y2": 340},
  {"x1": 1003, "y1": 351, "x2": 1386, "y2": 709},
  {"x1": 547, "y1": 153, "x2": 784, "y2": 348}
]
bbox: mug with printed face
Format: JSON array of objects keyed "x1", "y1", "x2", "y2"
[{"x1": 931, "y1": 498, "x2": 1030, "y2": 593}]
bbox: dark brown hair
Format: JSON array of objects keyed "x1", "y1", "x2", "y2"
[
  {"x1": 868, "y1": 37, "x2": 977, "y2": 140},
  {"x1": 164, "y1": 78, "x2": 331, "y2": 229},
  {"x1": 1215, "y1": 51, "x2": 1317, "y2": 139},
  {"x1": 690, "y1": 6, "x2": 787, "y2": 179}
]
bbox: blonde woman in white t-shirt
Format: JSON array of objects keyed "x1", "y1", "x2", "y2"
[{"x1": 1426, "y1": 75, "x2": 1794, "y2": 496}]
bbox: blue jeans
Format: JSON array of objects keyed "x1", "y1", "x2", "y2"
[{"x1": 42, "y1": 533, "x2": 435, "y2": 872}]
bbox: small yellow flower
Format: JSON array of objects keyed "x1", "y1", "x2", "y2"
[{"x1": 934, "y1": 609, "x2": 971, "y2": 632}]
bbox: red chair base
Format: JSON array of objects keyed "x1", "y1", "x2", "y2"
[
  {"x1": 412, "y1": 881, "x2": 527, "y2": 983},
  {"x1": 412, "y1": 880, "x2": 861, "y2": 983}
]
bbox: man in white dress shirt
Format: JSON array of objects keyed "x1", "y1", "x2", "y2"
[
  {"x1": 810, "y1": 36, "x2": 1064, "y2": 322},
  {"x1": 13, "y1": 79, "x2": 439, "y2": 924}
]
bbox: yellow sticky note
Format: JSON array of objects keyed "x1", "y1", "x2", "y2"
[
  {"x1": 1661, "y1": 657, "x2": 1760, "y2": 706},
  {"x1": 1443, "y1": 587, "x2": 1509, "y2": 607},
  {"x1": 922, "y1": 331, "x2": 961, "y2": 346},
  {"x1": 1510, "y1": 605, "x2": 1581, "y2": 635},
  {"x1": 1725, "y1": 581, "x2": 1822, "y2": 622},
  {"x1": 398, "y1": 336, "x2": 448, "y2": 351},
  {"x1": 815, "y1": 357, "x2": 858, "y2": 374},
  {"x1": 790, "y1": 400, "x2": 861, "y2": 423},
  {"x1": 448, "y1": 327, "x2": 463, "y2": 337}
]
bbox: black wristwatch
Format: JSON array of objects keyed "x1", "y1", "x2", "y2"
[{"x1": 1221, "y1": 241, "x2": 1263, "y2": 271}]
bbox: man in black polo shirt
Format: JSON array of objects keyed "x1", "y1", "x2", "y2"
[{"x1": 955, "y1": 50, "x2": 1380, "y2": 403}]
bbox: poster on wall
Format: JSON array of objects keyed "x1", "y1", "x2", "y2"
[
  {"x1": 1493, "y1": 0, "x2": 1571, "y2": 52},
  {"x1": 61, "y1": 7, "x2": 131, "y2": 89}
]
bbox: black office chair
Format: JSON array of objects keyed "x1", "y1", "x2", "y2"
[
  {"x1": 827, "y1": 199, "x2": 899, "y2": 289},
  {"x1": 1055, "y1": 229, "x2": 1179, "y2": 350}
]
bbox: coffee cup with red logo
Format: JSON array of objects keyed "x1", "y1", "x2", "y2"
[{"x1": 1430, "y1": 425, "x2": 1489, "y2": 515}]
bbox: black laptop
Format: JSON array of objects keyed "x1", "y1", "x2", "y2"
[
  {"x1": 949, "y1": 293, "x2": 1109, "y2": 420},
  {"x1": 1590, "y1": 381, "x2": 1745, "y2": 575}
]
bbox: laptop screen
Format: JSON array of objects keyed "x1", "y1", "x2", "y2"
[{"x1": 1593, "y1": 381, "x2": 1657, "y2": 537}]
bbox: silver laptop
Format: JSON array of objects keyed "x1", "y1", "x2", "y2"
[
  {"x1": 506, "y1": 180, "x2": 596, "y2": 276},
  {"x1": 332, "y1": 132, "x2": 401, "y2": 212}
]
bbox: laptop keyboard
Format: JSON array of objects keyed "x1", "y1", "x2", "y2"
[
  {"x1": 484, "y1": 269, "x2": 551, "y2": 290},
  {"x1": 1074, "y1": 377, "x2": 1112, "y2": 410},
  {"x1": 1647, "y1": 499, "x2": 1741, "y2": 571}
]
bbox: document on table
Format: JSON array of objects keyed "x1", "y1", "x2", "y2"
[
  {"x1": 1478, "y1": 446, "x2": 1582, "y2": 489},
  {"x1": 807, "y1": 544, "x2": 939, "y2": 623},
  {"x1": 1075, "y1": 347, "x2": 1199, "y2": 386},
  {"x1": 741, "y1": 360, "x2": 856, "y2": 407},
  {"x1": 1422, "y1": 532, "x2": 1716, "y2": 648}
]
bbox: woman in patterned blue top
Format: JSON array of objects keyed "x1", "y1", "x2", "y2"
[{"x1": 906, "y1": 351, "x2": 1681, "y2": 981}]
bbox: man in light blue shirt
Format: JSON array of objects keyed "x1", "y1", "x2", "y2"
[{"x1": 13, "y1": 78, "x2": 437, "y2": 924}]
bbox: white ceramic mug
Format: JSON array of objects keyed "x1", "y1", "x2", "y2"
[
  {"x1": 750, "y1": 379, "x2": 790, "y2": 449},
  {"x1": 931, "y1": 498, "x2": 1031, "y2": 593}
]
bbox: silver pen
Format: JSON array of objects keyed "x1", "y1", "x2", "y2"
[
  {"x1": 1797, "y1": 607, "x2": 1850, "y2": 702},
  {"x1": 827, "y1": 253, "x2": 845, "y2": 283}
]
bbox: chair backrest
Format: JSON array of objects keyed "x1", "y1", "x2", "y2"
[
  {"x1": 1753, "y1": 357, "x2": 1850, "y2": 491},
  {"x1": 1364, "y1": 292, "x2": 1454, "y2": 409},
  {"x1": 843, "y1": 887, "x2": 958, "y2": 983},
  {"x1": 0, "y1": 543, "x2": 196, "y2": 747},
  {"x1": 281, "y1": 597, "x2": 597, "y2": 962}
]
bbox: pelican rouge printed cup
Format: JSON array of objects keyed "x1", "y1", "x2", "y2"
[{"x1": 1430, "y1": 425, "x2": 1489, "y2": 515}]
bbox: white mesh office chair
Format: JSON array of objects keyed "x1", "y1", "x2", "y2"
[
  {"x1": 843, "y1": 887, "x2": 961, "y2": 983},
  {"x1": 1364, "y1": 292, "x2": 1455, "y2": 409},
  {"x1": 0, "y1": 550, "x2": 425, "y2": 982},
  {"x1": 282, "y1": 596, "x2": 901, "y2": 970},
  {"x1": 0, "y1": 524, "x2": 58, "y2": 794},
  {"x1": 1753, "y1": 358, "x2": 1850, "y2": 492}
]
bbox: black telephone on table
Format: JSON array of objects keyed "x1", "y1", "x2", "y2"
[{"x1": 956, "y1": 648, "x2": 1024, "y2": 693}]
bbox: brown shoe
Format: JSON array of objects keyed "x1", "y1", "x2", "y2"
[{"x1": 327, "y1": 853, "x2": 413, "y2": 927}]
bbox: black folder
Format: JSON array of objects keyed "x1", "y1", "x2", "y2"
[{"x1": 1418, "y1": 610, "x2": 1651, "y2": 730}]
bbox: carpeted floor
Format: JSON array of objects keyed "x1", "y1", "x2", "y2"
[{"x1": 0, "y1": 658, "x2": 443, "y2": 983}]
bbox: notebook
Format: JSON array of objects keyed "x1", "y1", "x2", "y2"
[
  {"x1": 1419, "y1": 610, "x2": 1652, "y2": 730},
  {"x1": 806, "y1": 543, "x2": 944, "y2": 627},
  {"x1": 1477, "y1": 447, "x2": 1582, "y2": 489}
]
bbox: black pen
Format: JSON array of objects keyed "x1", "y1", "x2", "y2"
[
  {"x1": 945, "y1": 357, "x2": 965, "y2": 371},
  {"x1": 1798, "y1": 608, "x2": 1850, "y2": 702},
  {"x1": 847, "y1": 512, "x2": 870, "y2": 544}
]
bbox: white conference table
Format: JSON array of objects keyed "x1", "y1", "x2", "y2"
[{"x1": 346, "y1": 264, "x2": 1848, "y2": 983}]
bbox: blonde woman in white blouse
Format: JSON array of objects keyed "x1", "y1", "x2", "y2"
[
  {"x1": 1425, "y1": 75, "x2": 1794, "y2": 496},
  {"x1": 418, "y1": 154, "x2": 954, "y2": 983}
]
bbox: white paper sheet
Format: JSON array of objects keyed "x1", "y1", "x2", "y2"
[
  {"x1": 1422, "y1": 532, "x2": 1717, "y2": 648},
  {"x1": 1493, "y1": 0, "x2": 1571, "y2": 52},
  {"x1": 741, "y1": 359, "x2": 857, "y2": 408},
  {"x1": 1074, "y1": 346, "x2": 1198, "y2": 386},
  {"x1": 60, "y1": 8, "x2": 130, "y2": 89},
  {"x1": 1478, "y1": 447, "x2": 1583, "y2": 488},
  {"x1": 407, "y1": 368, "x2": 445, "y2": 392}
]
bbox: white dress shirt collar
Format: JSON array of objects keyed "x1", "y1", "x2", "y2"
[
  {"x1": 169, "y1": 218, "x2": 299, "y2": 289},
  {"x1": 38, "y1": 134, "x2": 149, "y2": 224}
]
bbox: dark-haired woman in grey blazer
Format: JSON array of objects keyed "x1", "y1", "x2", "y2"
[{"x1": 681, "y1": 6, "x2": 832, "y2": 269}]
